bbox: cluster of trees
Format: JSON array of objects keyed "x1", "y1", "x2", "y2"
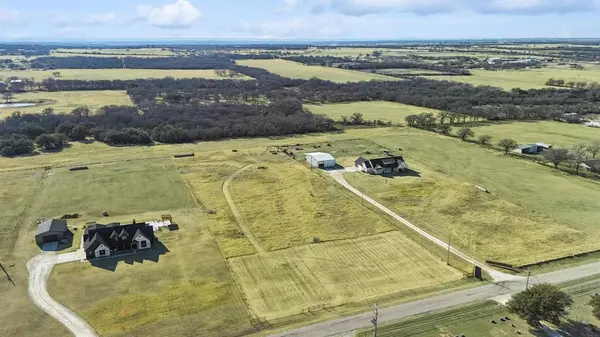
[
  {"x1": 0, "y1": 134, "x2": 34, "y2": 156},
  {"x1": 0, "y1": 98, "x2": 336, "y2": 156},
  {"x1": 541, "y1": 141, "x2": 600, "y2": 173},
  {"x1": 283, "y1": 55, "x2": 352, "y2": 66},
  {"x1": 30, "y1": 56, "x2": 234, "y2": 70},
  {"x1": 546, "y1": 78, "x2": 600, "y2": 90}
]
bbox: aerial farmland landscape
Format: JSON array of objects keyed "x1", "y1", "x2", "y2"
[{"x1": 3, "y1": 1, "x2": 600, "y2": 337}]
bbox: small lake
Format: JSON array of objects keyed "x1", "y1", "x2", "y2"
[{"x1": 0, "y1": 102, "x2": 37, "y2": 109}]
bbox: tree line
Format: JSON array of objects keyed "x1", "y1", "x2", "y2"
[
  {"x1": 30, "y1": 56, "x2": 235, "y2": 70},
  {"x1": 546, "y1": 78, "x2": 600, "y2": 90}
]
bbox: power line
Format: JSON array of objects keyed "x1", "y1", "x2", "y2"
[{"x1": 371, "y1": 302, "x2": 380, "y2": 337}]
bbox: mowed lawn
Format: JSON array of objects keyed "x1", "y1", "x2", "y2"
[
  {"x1": 305, "y1": 101, "x2": 440, "y2": 124},
  {"x1": 229, "y1": 231, "x2": 462, "y2": 319},
  {"x1": 346, "y1": 131, "x2": 600, "y2": 265},
  {"x1": 31, "y1": 158, "x2": 193, "y2": 225},
  {"x1": 230, "y1": 159, "x2": 394, "y2": 250},
  {"x1": 0, "y1": 68, "x2": 253, "y2": 81},
  {"x1": 436, "y1": 67, "x2": 600, "y2": 90},
  {"x1": 236, "y1": 59, "x2": 400, "y2": 82},
  {"x1": 470, "y1": 120, "x2": 600, "y2": 148},
  {"x1": 48, "y1": 209, "x2": 253, "y2": 337},
  {"x1": 0, "y1": 90, "x2": 133, "y2": 118}
]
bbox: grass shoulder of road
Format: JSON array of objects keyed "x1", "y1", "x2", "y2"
[
  {"x1": 0, "y1": 68, "x2": 253, "y2": 81},
  {"x1": 0, "y1": 90, "x2": 133, "y2": 118},
  {"x1": 305, "y1": 101, "x2": 440, "y2": 125},
  {"x1": 357, "y1": 275, "x2": 600, "y2": 337},
  {"x1": 236, "y1": 59, "x2": 401, "y2": 83}
]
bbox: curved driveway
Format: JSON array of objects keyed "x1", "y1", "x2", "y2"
[{"x1": 27, "y1": 251, "x2": 97, "y2": 337}]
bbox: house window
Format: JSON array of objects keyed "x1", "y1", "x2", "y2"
[
  {"x1": 141, "y1": 241, "x2": 147, "y2": 248},
  {"x1": 99, "y1": 250, "x2": 106, "y2": 256}
]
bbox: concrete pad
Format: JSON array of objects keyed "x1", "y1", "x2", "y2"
[
  {"x1": 491, "y1": 293, "x2": 512, "y2": 305},
  {"x1": 41, "y1": 242, "x2": 58, "y2": 251}
]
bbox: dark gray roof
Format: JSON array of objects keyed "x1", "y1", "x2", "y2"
[
  {"x1": 355, "y1": 157, "x2": 367, "y2": 165},
  {"x1": 36, "y1": 219, "x2": 67, "y2": 235},
  {"x1": 369, "y1": 156, "x2": 406, "y2": 169},
  {"x1": 84, "y1": 222, "x2": 154, "y2": 254},
  {"x1": 583, "y1": 159, "x2": 600, "y2": 170}
]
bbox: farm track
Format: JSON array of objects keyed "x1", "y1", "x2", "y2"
[{"x1": 223, "y1": 165, "x2": 266, "y2": 253}]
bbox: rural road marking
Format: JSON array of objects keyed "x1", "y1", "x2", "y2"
[
  {"x1": 327, "y1": 168, "x2": 521, "y2": 283},
  {"x1": 223, "y1": 164, "x2": 266, "y2": 253},
  {"x1": 27, "y1": 251, "x2": 97, "y2": 337}
]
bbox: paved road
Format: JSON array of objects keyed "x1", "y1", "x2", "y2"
[
  {"x1": 223, "y1": 164, "x2": 266, "y2": 253},
  {"x1": 27, "y1": 251, "x2": 97, "y2": 337},
  {"x1": 272, "y1": 260, "x2": 600, "y2": 337}
]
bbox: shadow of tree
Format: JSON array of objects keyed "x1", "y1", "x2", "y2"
[{"x1": 88, "y1": 240, "x2": 170, "y2": 272}]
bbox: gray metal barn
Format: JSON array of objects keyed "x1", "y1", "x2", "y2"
[
  {"x1": 305, "y1": 152, "x2": 336, "y2": 169},
  {"x1": 35, "y1": 219, "x2": 68, "y2": 246}
]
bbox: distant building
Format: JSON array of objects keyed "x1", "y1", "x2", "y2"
[
  {"x1": 581, "y1": 159, "x2": 600, "y2": 173},
  {"x1": 83, "y1": 222, "x2": 155, "y2": 259},
  {"x1": 305, "y1": 152, "x2": 336, "y2": 169},
  {"x1": 35, "y1": 219, "x2": 68, "y2": 246},
  {"x1": 355, "y1": 156, "x2": 408, "y2": 175},
  {"x1": 0, "y1": 82, "x2": 8, "y2": 91},
  {"x1": 513, "y1": 142, "x2": 552, "y2": 155}
]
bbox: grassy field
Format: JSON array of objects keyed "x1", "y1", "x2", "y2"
[
  {"x1": 437, "y1": 67, "x2": 600, "y2": 90},
  {"x1": 344, "y1": 131, "x2": 600, "y2": 265},
  {"x1": 230, "y1": 158, "x2": 394, "y2": 250},
  {"x1": 229, "y1": 231, "x2": 463, "y2": 319},
  {"x1": 0, "y1": 68, "x2": 252, "y2": 81},
  {"x1": 470, "y1": 120, "x2": 600, "y2": 148},
  {"x1": 236, "y1": 59, "x2": 400, "y2": 82},
  {"x1": 0, "y1": 90, "x2": 133, "y2": 118},
  {"x1": 50, "y1": 48, "x2": 175, "y2": 57},
  {"x1": 305, "y1": 101, "x2": 439, "y2": 124}
]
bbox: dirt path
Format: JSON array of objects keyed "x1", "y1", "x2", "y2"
[
  {"x1": 223, "y1": 165, "x2": 266, "y2": 253},
  {"x1": 27, "y1": 251, "x2": 97, "y2": 337},
  {"x1": 328, "y1": 168, "x2": 521, "y2": 283}
]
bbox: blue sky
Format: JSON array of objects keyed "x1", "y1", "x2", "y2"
[{"x1": 1, "y1": 0, "x2": 600, "y2": 41}]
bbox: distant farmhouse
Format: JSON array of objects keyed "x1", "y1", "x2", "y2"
[
  {"x1": 84, "y1": 222, "x2": 155, "y2": 259},
  {"x1": 513, "y1": 142, "x2": 552, "y2": 155},
  {"x1": 355, "y1": 156, "x2": 408, "y2": 175},
  {"x1": 305, "y1": 152, "x2": 336, "y2": 169},
  {"x1": 581, "y1": 159, "x2": 600, "y2": 173}
]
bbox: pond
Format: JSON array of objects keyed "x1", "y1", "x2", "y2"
[{"x1": 0, "y1": 102, "x2": 38, "y2": 109}]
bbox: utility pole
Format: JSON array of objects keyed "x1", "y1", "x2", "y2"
[
  {"x1": 525, "y1": 267, "x2": 531, "y2": 290},
  {"x1": 446, "y1": 234, "x2": 452, "y2": 265},
  {"x1": 371, "y1": 302, "x2": 379, "y2": 337}
]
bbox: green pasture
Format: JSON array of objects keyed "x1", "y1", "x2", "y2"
[
  {"x1": 0, "y1": 68, "x2": 252, "y2": 81},
  {"x1": 236, "y1": 59, "x2": 400, "y2": 83},
  {"x1": 305, "y1": 101, "x2": 440, "y2": 124},
  {"x1": 0, "y1": 90, "x2": 133, "y2": 118}
]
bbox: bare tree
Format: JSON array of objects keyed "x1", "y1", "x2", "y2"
[
  {"x1": 569, "y1": 143, "x2": 589, "y2": 174},
  {"x1": 457, "y1": 127, "x2": 474, "y2": 141},
  {"x1": 478, "y1": 134, "x2": 492, "y2": 146},
  {"x1": 2, "y1": 91, "x2": 14, "y2": 103},
  {"x1": 543, "y1": 148, "x2": 572, "y2": 169},
  {"x1": 52, "y1": 71, "x2": 61, "y2": 77},
  {"x1": 498, "y1": 139, "x2": 519, "y2": 154},
  {"x1": 587, "y1": 140, "x2": 600, "y2": 158}
]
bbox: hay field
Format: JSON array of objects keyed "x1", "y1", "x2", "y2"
[
  {"x1": 469, "y1": 121, "x2": 600, "y2": 148},
  {"x1": 229, "y1": 231, "x2": 462, "y2": 319},
  {"x1": 436, "y1": 67, "x2": 600, "y2": 90},
  {"x1": 345, "y1": 131, "x2": 600, "y2": 265},
  {"x1": 50, "y1": 48, "x2": 175, "y2": 57},
  {"x1": 0, "y1": 90, "x2": 133, "y2": 118},
  {"x1": 0, "y1": 69, "x2": 252, "y2": 81},
  {"x1": 305, "y1": 101, "x2": 440, "y2": 124},
  {"x1": 236, "y1": 59, "x2": 400, "y2": 82},
  {"x1": 230, "y1": 159, "x2": 394, "y2": 250}
]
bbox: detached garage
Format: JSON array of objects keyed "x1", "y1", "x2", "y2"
[
  {"x1": 305, "y1": 152, "x2": 336, "y2": 169},
  {"x1": 35, "y1": 219, "x2": 68, "y2": 246}
]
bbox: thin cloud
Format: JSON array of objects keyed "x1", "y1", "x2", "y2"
[
  {"x1": 0, "y1": 7, "x2": 23, "y2": 26},
  {"x1": 136, "y1": 0, "x2": 202, "y2": 29}
]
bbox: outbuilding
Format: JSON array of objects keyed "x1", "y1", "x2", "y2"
[
  {"x1": 305, "y1": 152, "x2": 336, "y2": 169},
  {"x1": 35, "y1": 219, "x2": 68, "y2": 246}
]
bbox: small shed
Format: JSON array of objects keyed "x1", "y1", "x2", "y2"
[
  {"x1": 305, "y1": 152, "x2": 336, "y2": 169},
  {"x1": 35, "y1": 219, "x2": 68, "y2": 245}
]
